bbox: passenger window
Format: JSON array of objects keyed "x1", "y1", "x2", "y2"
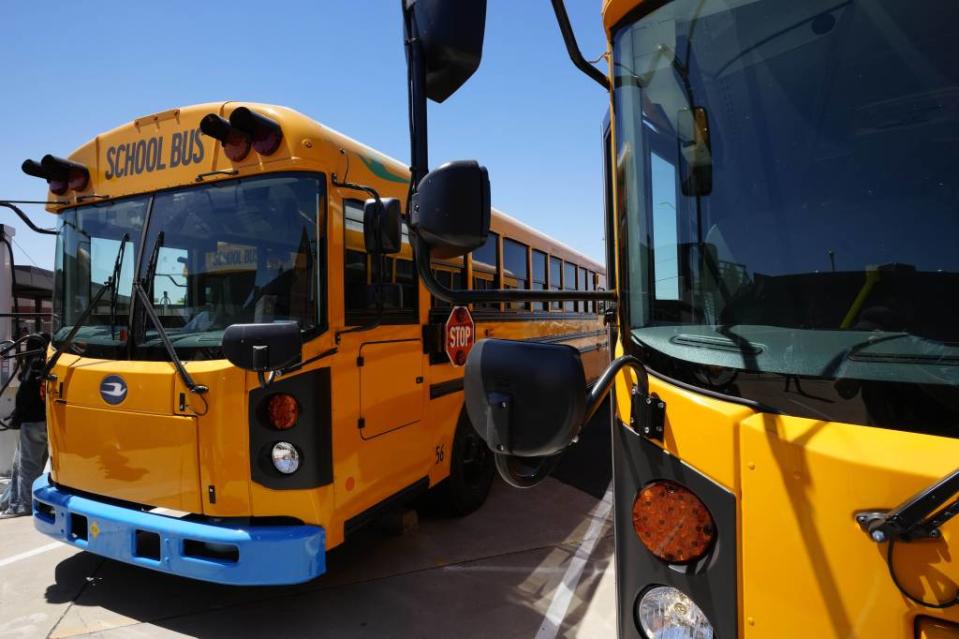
[
  {"x1": 564, "y1": 262, "x2": 577, "y2": 312},
  {"x1": 343, "y1": 199, "x2": 418, "y2": 325},
  {"x1": 532, "y1": 250, "x2": 548, "y2": 312},
  {"x1": 549, "y1": 256, "x2": 562, "y2": 311},
  {"x1": 471, "y1": 231, "x2": 499, "y2": 310},
  {"x1": 430, "y1": 256, "x2": 465, "y2": 309},
  {"x1": 503, "y1": 238, "x2": 530, "y2": 311}
]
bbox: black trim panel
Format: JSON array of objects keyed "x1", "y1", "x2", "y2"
[
  {"x1": 249, "y1": 368, "x2": 333, "y2": 490},
  {"x1": 430, "y1": 377, "x2": 464, "y2": 399},
  {"x1": 344, "y1": 477, "x2": 430, "y2": 537},
  {"x1": 612, "y1": 413, "x2": 738, "y2": 638}
]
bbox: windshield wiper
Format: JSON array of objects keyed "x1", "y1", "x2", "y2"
[
  {"x1": 109, "y1": 233, "x2": 129, "y2": 340},
  {"x1": 43, "y1": 238, "x2": 129, "y2": 378},
  {"x1": 133, "y1": 233, "x2": 208, "y2": 396}
]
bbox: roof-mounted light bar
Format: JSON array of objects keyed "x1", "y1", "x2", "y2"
[
  {"x1": 200, "y1": 107, "x2": 284, "y2": 163},
  {"x1": 200, "y1": 113, "x2": 252, "y2": 162},
  {"x1": 21, "y1": 155, "x2": 90, "y2": 195},
  {"x1": 229, "y1": 107, "x2": 283, "y2": 156}
]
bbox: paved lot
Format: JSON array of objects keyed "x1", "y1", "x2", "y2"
[{"x1": 0, "y1": 405, "x2": 616, "y2": 639}]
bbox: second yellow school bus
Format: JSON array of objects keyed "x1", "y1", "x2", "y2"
[{"x1": 26, "y1": 102, "x2": 608, "y2": 584}]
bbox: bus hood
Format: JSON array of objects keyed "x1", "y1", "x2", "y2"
[{"x1": 46, "y1": 357, "x2": 230, "y2": 513}]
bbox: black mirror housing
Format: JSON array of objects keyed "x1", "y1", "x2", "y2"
[
  {"x1": 412, "y1": 160, "x2": 490, "y2": 259},
  {"x1": 222, "y1": 322, "x2": 302, "y2": 372},
  {"x1": 464, "y1": 339, "x2": 587, "y2": 457},
  {"x1": 363, "y1": 197, "x2": 402, "y2": 255},
  {"x1": 410, "y1": 0, "x2": 487, "y2": 103}
]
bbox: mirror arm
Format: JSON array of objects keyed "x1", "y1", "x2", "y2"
[
  {"x1": 403, "y1": 0, "x2": 430, "y2": 194},
  {"x1": 583, "y1": 354, "x2": 645, "y2": 425},
  {"x1": 0, "y1": 201, "x2": 59, "y2": 235},
  {"x1": 550, "y1": 0, "x2": 610, "y2": 91},
  {"x1": 331, "y1": 176, "x2": 382, "y2": 205},
  {"x1": 413, "y1": 234, "x2": 616, "y2": 305}
]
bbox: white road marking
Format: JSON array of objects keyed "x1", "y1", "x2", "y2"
[
  {"x1": 536, "y1": 484, "x2": 614, "y2": 639},
  {"x1": 0, "y1": 542, "x2": 63, "y2": 568}
]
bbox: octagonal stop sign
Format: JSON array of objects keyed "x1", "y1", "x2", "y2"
[{"x1": 444, "y1": 306, "x2": 475, "y2": 367}]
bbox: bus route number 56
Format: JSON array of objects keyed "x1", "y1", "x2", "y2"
[{"x1": 445, "y1": 306, "x2": 476, "y2": 367}]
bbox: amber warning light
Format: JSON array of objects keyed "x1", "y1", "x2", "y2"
[{"x1": 632, "y1": 480, "x2": 715, "y2": 564}]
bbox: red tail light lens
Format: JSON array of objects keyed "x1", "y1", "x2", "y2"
[
  {"x1": 266, "y1": 393, "x2": 299, "y2": 430},
  {"x1": 632, "y1": 480, "x2": 715, "y2": 564},
  {"x1": 68, "y1": 167, "x2": 89, "y2": 191},
  {"x1": 223, "y1": 130, "x2": 252, "y2": 162}
]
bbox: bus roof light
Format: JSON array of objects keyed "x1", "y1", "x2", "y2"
[
  {"x1": 37, "y1": 155, "x2": 89, "y2": 195},
  {"x1": 200, "y1": 113, "x2": 251, "y2": 162},
  {"x1": 632, "y1": 480, "x2": 715, "y2": 564},
  {"x1": 229, "y1": 107, "x2": 283, "y2": 156}
]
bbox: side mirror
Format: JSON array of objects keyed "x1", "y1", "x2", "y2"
[
  {"x1": 409, "y1": 0, "x2": 487, "y2": 103},
  {"x1": 678, "y1": 106, "x2": 712, "y2": 196},
  {"x1": 363, "y1": 197, "x2": 402, "y2": 255},
  {"x1": 464, "y1": 339, "x2": 586, "y2": 457},
  {"x1": 222, "y1": 322, "x2": 302, "y2": 373},
  {"x1": 411, "y1": 160, "x2": 491, "y2": 259}
]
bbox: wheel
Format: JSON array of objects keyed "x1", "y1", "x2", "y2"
[{"x1": 437, "y1": 411, "x2": 495, "y2": 516}]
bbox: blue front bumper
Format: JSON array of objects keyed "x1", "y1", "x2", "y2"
[{"x1": 32, "y1": 474, "x2": 325, "y2": 585}]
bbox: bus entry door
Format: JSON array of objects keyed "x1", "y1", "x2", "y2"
[{"x1": 357, "y1": 339, "x2": 423, "y2": 439}]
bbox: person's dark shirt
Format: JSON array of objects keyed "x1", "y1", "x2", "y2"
[{"x1": 13, "y1": 360, "x2": 45, "y2": 425}]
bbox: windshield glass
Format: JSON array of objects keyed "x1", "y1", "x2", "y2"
[
  {"x1": 54, "y1": 198, "x2": 146, "y2": 358},
  {"x1": 54, "y1": 173, "x2": 324, "y2": 361},
  {"x1": 612, "y1": 1, "x2": 959, "y2": 430}
]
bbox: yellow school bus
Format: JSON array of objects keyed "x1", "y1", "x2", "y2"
[
  {"x1": 396, "y1": 0, "x2": 959, "y2": 637},
  {"x1": 23, "y1": 102, "x2": 608, "y2": 584}
]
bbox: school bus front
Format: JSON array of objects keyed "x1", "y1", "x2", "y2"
[{"x1": 29, "y1": 102, "x2": 610, "y2": 585}]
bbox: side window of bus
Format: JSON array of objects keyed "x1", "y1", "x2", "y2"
[
  {"x1": 532, "y1": 250, "x2": 547, "y2": 312},
  {"x1": 564, "y1": 261, "x2": 577, "y2": 312},
  {"x1": 503, "y1": 238, "x2": 530, "y2": 311},
  {"x1": 586, "y1": 269, "x2": 595, "y2": 313},
  {"x1": 549, "y1": 255, "x2": 562, "y2": 311},
  {"x1": 578, "y1": 266, "x2": 588, "y2": 314},
  {"x1": 343, "y1": 199, "x2": 418, "y2": 325},
  {"x1": 430, "y1": 256, "x2": 465, "y2": 309},
  {"x1": 471, "y1": 231, "x2": 499, "y2": 310}
]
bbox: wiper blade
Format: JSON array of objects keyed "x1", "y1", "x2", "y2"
[
  {"x1": 109, "y1": 233, "x2": 129, "y2": 340},
  {"x1": 131, "y1": 282, "x2": 207, "y2": 395},
  {"x1": 43, "y1": 239, "x2": 129, "y2": 378},
  {"x1": 133, "y1": 231, "x2": 207, "y2": 396}
]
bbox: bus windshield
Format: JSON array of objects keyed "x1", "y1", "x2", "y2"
[
  {"x1": 612, "y1": 1, "x2": 959, "y2": 430},
  {"x1": 54, "y1": 174, "x2": 323, "y2": 360}
]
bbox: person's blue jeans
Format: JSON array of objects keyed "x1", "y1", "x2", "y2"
[{"x1": 1, "y1": 421, "x2": 48, "y2": 515}]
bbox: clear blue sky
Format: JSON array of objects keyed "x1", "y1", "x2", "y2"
[{"x1": 0, "y1": 1, "x2": 610, "y2": 272}]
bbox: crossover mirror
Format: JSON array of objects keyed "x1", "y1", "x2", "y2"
[
  {"x1": 222, "y1": 322, "x2": 302, "y2": 375},
  {"x1": 363, "y1": 197, "x2": 402, "y2": 255},
  {"x1": 407, "y1": 0, "x2": 487, "y2": 103},
  {"x1": 464, "y1": 339, "x2": 586, "y2": 457},
  {"x1": 411, "y1": 160, "x2": 490, "y2": 259}
]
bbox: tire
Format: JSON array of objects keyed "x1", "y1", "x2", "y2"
[{"x1": 437, "y1": 411, "x2": 495, "y2": 516}]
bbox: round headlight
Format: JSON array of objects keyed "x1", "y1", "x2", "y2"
[
  {"x1": 271, "y1": 442, "x2": 301, "y2": 474},
  {"x1": 636, "y1": 586, "x2": 713, "y2": 639}
]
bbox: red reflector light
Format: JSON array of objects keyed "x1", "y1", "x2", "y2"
[
  {"x1": 266, "y1": 394, "x2": 299, "y2": 430},
  {"x1": 223, "y1": 130, "x2": 252, "y2": 162},
  {"x1": 632, "y1": 480, "x2": 715, "y2": 564}
]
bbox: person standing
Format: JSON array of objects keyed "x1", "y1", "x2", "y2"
[{"x1": 0, "y1": 334, "x2": 49, "y2": 518}]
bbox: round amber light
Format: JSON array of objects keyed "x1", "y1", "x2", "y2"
[
  {"x1": 266, "y1": 394, "x2": 299, "y2": 430},
  {"x1": 632, "y1": 480, "x2": 715, "y2": 564}
]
